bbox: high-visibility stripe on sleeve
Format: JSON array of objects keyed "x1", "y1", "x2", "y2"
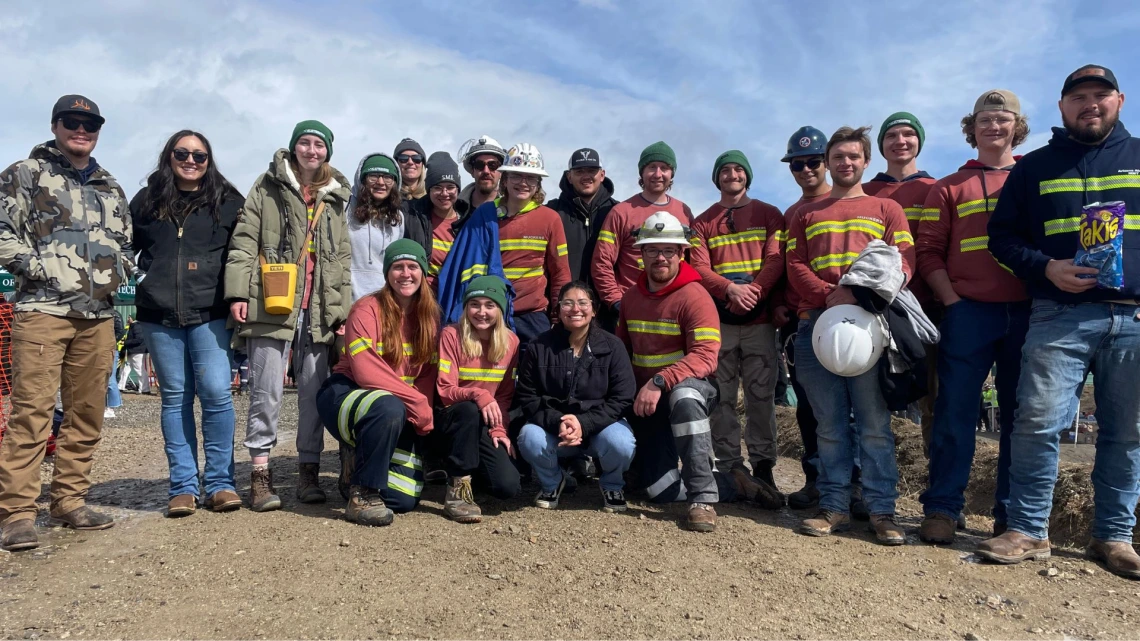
[
  {"x1": 893, "y1": 231, "x2": 914, "y2": 245},
  {"x1": 348, "y1": 337, "x2": 373, "y2": 356},
  {"x1": 438, "y1": 359, "x2": 452, "y2": 374},
  {"x1": 919, "y1": 207, "x2": 941, "y2": 222},
  {"x1": 460, "y1": 264, "x2": 489, "y2": 281},
  {"x1": 598, "y1": 230, "x2": 616, "y2": 245},
  {"x1": 692, "y1": 327, "x2": 721, "y2": 342},
  {"x1": 903, "y1": 207, "x2": 923, "y2": 222},
  {"x1": 955, "y1": 199, "x2": 991, "y2": 217},
  {"x1": 786, "y1": 238, "x2": 797, "y2": 250},
  {"x1": 556, "y1": 243, "x2": 568, "y2": 257},
  {"x1": 631, "y1": 351, "x2": 684, "y2": 368}
]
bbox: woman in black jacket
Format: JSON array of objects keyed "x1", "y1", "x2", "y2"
[
  {"x1": 130, "y1": 129, "x2": 244, "y2": 518},
  {"x1": 514, "y1": 281, "x2": 636, "y2": 512}
]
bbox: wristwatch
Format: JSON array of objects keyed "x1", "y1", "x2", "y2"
[{"x1": 652, "y1": 373, "x2": 666, "y2": 389}]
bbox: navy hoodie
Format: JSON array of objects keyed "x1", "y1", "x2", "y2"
[{"x1": 988, "y1": 122, "x2": 1140, "y2": 303}]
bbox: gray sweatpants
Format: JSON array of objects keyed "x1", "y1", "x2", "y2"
[
  {"x1": 244, "y1": 308, "x2": 330, "y2": 462},
  {"x1": 711, "y1": 322, "x2": 778, "y2": 470}
]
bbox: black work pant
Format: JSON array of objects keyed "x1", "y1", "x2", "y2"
[{"x1": 434, "y1": 401, "x2": 521, "y2": 499}]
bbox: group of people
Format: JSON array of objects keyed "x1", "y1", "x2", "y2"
[{"x1": 0, "y1": 63, "x2": 1137, "y2": 581}]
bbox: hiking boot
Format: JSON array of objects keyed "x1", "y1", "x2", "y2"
[
  {"x1": 788, "y1": 481, "x2": 820, "y2": 510},
  {"x1": 0, "y1": 520, "x2": 39, "y2": 552},
  {"x1": 601, "y1": 488, "x2": 627, "y2": 513},
  {"x1": 296, "y1": 462, "x2": 327, "y2": 504},
  {"x1": 870, "y1": 514, "x2": 906, "y2": 546},
  {"x1": 730, "y1": 465, "x2": 784, "y2": 510},
  {"x1": 535, "y1": 473, "x2": 567, "y2": 509},
  {"x1": 338, "y1": 444, "x2": 356, "y2": 501},
  {"x1": 850, "y1": 485, "x2": 870, "y2": 521},
  {"x1": 249, "y1": 467, "x2": 282, "y2": 512},
  {"x1": 444, "y1": 475, "x2": 482, "y2": 524},
  {"x1": 976, "y1": 530, "x2": 1051, "y2": 564},
  {"x1": 345, "y1": 486, "x2": 393, "y2": 527},
  {"x1": 1086, "y1": 539, "x2": 1140, "y2": 580},
  {"x1": 919, "y1": 513, "x2": 956, "y2": 545},
  {"x1": 51, "y1": 506, "x2": 114, "y2": 530},
  {"x1": 166, "y1": 494, "x2": 196, "y2": 518},
  {"x1": 800, "y1": 510, "x2": 850, "y2": 537},
  {"x1": 207, "y1": 490, "x2": 242, "y2": 512},
  {"x1": 993, "y1": 522, "x2": 1007, "y2": 537},
  {"x1": 685, "y1": 503, "x2": 717, "y2": 532}
]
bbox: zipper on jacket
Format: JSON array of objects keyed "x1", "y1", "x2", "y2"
[
  {"x1": 175, "y1": 218, "x2": 185, "y2": 323},
  {"x1": 79, "y1": 176, "x2": 96, "y2": 318}
]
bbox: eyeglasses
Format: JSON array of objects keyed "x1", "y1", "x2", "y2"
[
  {"x1": 364, "y1": 174, "x2": 396, "y2": 185},
  {"x1": 57, "y1": 116, "x2": 102, "y2": 133},
  {"x1": 559, "y1": 299, "x2": 593, "y2": 310},
  {"x1": 975, "y1": 115, "x2": 1016, "y2": 128},
  {"x1": 397, "y1": 154, "x2": 423, "y2": 164},
  {"x1": 472, "y1": 160, "x2": 501, "y2": 172},
  {"x1": 430, "y1": 184, "x2": 458, "y2": 195},
  {"x1": 641, "y1": 247, "x2": 681, "y2": 259},
  {"x1": 507, "y1": 174, "x2": 539, "y2": 185},
  {"x1": 172, "y1": 148, "x2": 209, "y2": 164},
  {"x1": 789, "y1": 158, "x2": 823, "y2": 172}
]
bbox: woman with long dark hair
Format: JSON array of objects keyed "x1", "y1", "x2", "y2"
[
  {"x1": 130, "y1": 129, "x2": 244, "y2": 517},
  {"x1": 346, "y1": 152, "x2": 404, "y2": 301}
]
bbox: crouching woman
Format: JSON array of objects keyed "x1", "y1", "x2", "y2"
[
  {"x1": 316, "y1": 240, "x2": 439, "y2": 526},
  {"x1": 434, "y1": 275, "x2": 522, "y2": 523}
]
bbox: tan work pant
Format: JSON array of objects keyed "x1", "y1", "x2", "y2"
[
  {"x1": 0, "y1": 311, "x2": 113, "y2": 524},
  {"x1": 711, "y1": 322, "x2": 778, "y2": 470}
]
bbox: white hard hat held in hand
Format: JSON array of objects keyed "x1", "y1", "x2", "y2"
[{"x1": 812, "y1": 304, "x2": 886, "y2": 377}]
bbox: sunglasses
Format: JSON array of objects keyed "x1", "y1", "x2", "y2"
[
  {"x1": 57, "y1": 115, "x2": 102, "y2": 133},
  {"x1": 789, "y1": 158, "x2": 824, "y2": 172},
  {"x1": 472, "y1": 160, "x2": 501, "y2": 172},
  {"x1": 172, "y1": 148, "x2": 209, "y2": 164},
  {"x1": 397, "y1": 154, "x2": 424, "y2": 164}
]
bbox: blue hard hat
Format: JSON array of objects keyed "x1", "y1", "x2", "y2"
[{"x1": 781, "y1": 126, "x2": 828, "y2": 162}]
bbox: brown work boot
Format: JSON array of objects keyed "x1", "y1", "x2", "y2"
[
  {"x1": 296, "y1": 462, "x2": 327, "y2": 504},
  {"x1": 976, "y1": 530, "x2": 1051, "y2": 564},
  {"x1": 0, "y1": 519, "x2": 39, "y2": 552},
  {"x1": 685, "y1": 502, "x2": 717, "y2": 532},
  {"x1": 731, "y1": 465, "x2": 785, "y2": 510},
  {"x1": 249, "y1": 467, "x2": 282, "y2": 512},
  {"x1": 870, "y1": 514, "x2": 906, "y2": 546},
  {"x1": 166, "y1": 494, "x2": 196, "y2": 518},
  {"x1": 1086, "y1": 539, "x2": 1140, "y2": 580},
  {"x1": 800, "y1": 510, "x2": 850, "y2": 537},
  {"x1": 207, "y1": 489, "x2": 242, "y2": 512},
  {"x1": 444, "y1": 475, "x2": 482, "y2": 523},
  {"x1": 51, "y1": 506, "x2": 114, "y2": 530},
  {"x1": 345, "y1": 486, "x2": 394, "y2": 527},
  {"x1": 919, "y1": 513, "x2": 957, "y2": 545},
  {"x1": 338, "y1": 443, "x2": 356, "y2": 501}
]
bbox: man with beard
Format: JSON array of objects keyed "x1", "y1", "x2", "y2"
[
  {"x1": 547, "y1": 148, "x2": 618, "y2": 287},
  {"x1": 592, "y1": 142, "x2": 694, "y2": 315},
  {"x1": 0, "y1": 95, "x2": 130, "y2": 551},
  {"x1": 787, "y1": 126, "x2": 914, "y2": 546},
  {"x1": 982, "y1": 65, "x2": 1140, "y2": 579},
  {"x1": 916, "y1": 90, "x2": 1030, "y2": 546},
  {"x1": 458, "y1": 135, "x2": 506, "y2": 211},
  {"x1": 690, "y1": 150, "x2": 786, "y2": 509},
  {"x1": 617, "y1": 212, "x2": 722, "y2": 532}
]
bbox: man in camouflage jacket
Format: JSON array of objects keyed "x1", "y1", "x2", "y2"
[{"x1": 0, "y1": 95, "x2": 131, "y2": 552}]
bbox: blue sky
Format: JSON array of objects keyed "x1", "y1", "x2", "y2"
[{"x1": 3, "y1": 0, "x2": 1138, "y2": 211}]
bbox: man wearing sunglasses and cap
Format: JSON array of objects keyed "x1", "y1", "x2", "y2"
[{"x1": 0, "y1": 94, "x2": 132, "y2": 551}]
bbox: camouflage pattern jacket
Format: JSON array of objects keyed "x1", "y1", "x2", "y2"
[
  {"x1": 224, "y1": 149, "x2": 352, "y2": 345},
  {"x1": 0, "y1": 142, "x2": 131, "y2": 319}
]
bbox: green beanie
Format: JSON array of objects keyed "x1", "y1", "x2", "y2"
[
  {"x1": 289, "y1": 119, "x2": 334, "y2": 160},
  {"x1": 877, "y1": 112, "x2": 925, "y2": 156},
  {"x1": 383, "y1": 238, "x2": 428, "y2": 276},
  {"x1": 463, "y1": 275, "x2": 510, "y2": 314},
  {"x1": 638, "y1": 141, "x2": 677, "y2": 173},
  {"x1": 712, "y1": 150, "x2": 752, "y2": 189},
  {"x1": 360, "y1": 154, "x2": 400, "y2": 181}
]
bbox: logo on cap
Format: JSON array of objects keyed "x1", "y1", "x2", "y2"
[
  {"x1": 579, "y1": 150, "x2": 594, "y2": 162},
  {"x1": 1074, "y1": 67, "x2": 1107, "y2": 80},
  {"x1": 442, "y1": 173, "x2": 455, "y2": 181},
  {"x1": 71, "y1": 98, "x2": 91, "y2": 111},
  {"x1": 799, "y1": 137, "x2": 811, "y2": 148}
]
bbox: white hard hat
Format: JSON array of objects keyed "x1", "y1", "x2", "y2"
[
  {"x1": 458, "y1": 135, "x2": 506, "y2": 173},
  {"x1": 634, "y1": 211, "x2": 691, "y2": 246},
  {"x1": 499, "y1": 142, "x2": 549, "y2": 177},
  {"x1": 811, "y1": 304, "x2": 886, "y2": 377}
]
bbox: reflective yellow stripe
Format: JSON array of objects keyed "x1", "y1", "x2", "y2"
[
  {"x1": 774, "y1": 230, "x2": 788, "y2": 243},
  {"x1": 1044, "y1": 216, "x2": 1081, "y2": 236},
  {"x1": 432, "y1": 238, "x2": 453, "y2": 252},
  {"x1": 631, "y1": 351, "x2": 684, "y2": 368},
  {"x1": 786, "y1": 237, "x2": 797, "y2": 251},
  {"x1": 903, "y1": 207, "x2": 923, "y2": 222},
  {"x1": 429, "y1": 263, "x2": 441, "y2": 276},
  {"x1": 499, "y1": 238, "x2": 548, "y2": 252},
  {"x1": 353, "y1": 390, "x2": 391, "y2": 432},
  {"x1": 391, "y1": 448, "x2": 423, "y2": 471},
  {"x1": 377, "y1": 342, "x2": 414, "y2": 357},
  {"x1": 1126, "y1": 214, "x2": 1140, "y2": 230},
  {"x1": 712, "y1": 258, "x2": 764, "y2": 275},
  {"x1": 348, "y1": 337, "x2": 373, "y2": 357},
  {"x1": 810, "y1": 252, "x2": 860, "y2": 271},
  {"x1": 458, "y1": 366, "x2": 507, "y2": 382},
  {"x1": 387, "y1": 471, "x2": 423, "y2": 497},
  {"x1": 707, "y1": 229, "x2": 767, "y2": 249},
  {"x1": 893, "y1": 231, "x2": 914, "y2": 245},
  {"x1": 556, "y1": 243, "x2": 568, "y2": 256},
  {"x1": 955, "y1": 199, "x2": 991, "y2": 217},
  {"x1": 919, "y1": 207, "x2": 941, "y2": 222},
  {"x1": 337, "y1": 389, "x2": 368, "y2": 447},
  {"x1": 598, "y1": 230, "x2": 616, "y2": 245},
  {"x1": 401, "y1": 375, "x2": 415, "y2": 385},
  {"x1": 503, "y1": 266, "x2": 545, "y2": 280},
  {"x1": 1039, "y1": 175, "x2": 1140, "y2": 195},
  {"x1": 692, "y1": 327, "x2": 721, "y2": 342},
  {"x1": 805, "y1": 219, "x2": 885, "y2": 240},
  {"x1": 625, "y1": 320, "x2": 681, "y2": 336},
  {"x1": 438, "y1": 359, "x2": 452, "y2": 374},
  {"x1": 460, "y1": 264, "x2": 488, "y2": 281},
  {"x1": 960, "y1": 235, "x2": 990, "y2": 253}
]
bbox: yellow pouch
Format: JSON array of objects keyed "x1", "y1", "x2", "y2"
[{"x1": 259, "y1": 259, "x2": 298, "y2": 315}]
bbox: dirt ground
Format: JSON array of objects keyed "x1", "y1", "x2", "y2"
[{"x1": 2, "y1": 393, "x2": 1139, "y2": 640}]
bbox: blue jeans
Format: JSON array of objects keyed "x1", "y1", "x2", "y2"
[
  {"x1": 1006, "y1": 300, "x2": 1140, "y2": 543},
  {"x1": 795, "y1": 317, "x2": 897, "y2": 515},
  {"x1": 517, "y1": 420, "x2": 636, "y2": 492},
  {"x1": 921, "y1": 299, "x2": 1028, "y2": 523},
  {"x1": 140, "y1": 320, "x2": 237, "y2": 499},
  {"x1": 106, "y1": 352, "x2": 122, "y2": 409}
]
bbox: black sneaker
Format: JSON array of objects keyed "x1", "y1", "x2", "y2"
[
  {"x1": 535, "y1": 473, "x2": 567, "y2": 509},
  {"x1": 601, "y1": 488, "x2": 627, "y2": 513}
]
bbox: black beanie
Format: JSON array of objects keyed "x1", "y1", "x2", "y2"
[
  {"x1": 426, "y1": 151, "x2": 461, "y2": 190},
  {"x1": 394, "y1": 138, "x2": 425, "y2": 158}
]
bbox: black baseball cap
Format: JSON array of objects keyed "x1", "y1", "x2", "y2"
[
  {"x1": 1062, "y1": 65, "x2": 1119, "y2": 96},
  {"x1": 51, "y1": 94, "x2": 104, "y2": 125},
  {"x1": 567, "y1": 148, "x2": 602, "y2": 170}
]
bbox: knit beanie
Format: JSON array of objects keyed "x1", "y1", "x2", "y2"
[
  {"x1": 877, "y1": 112, "x2": 925, "y2": 155},
  {"x1": 463, "y1": 275, "x2": 510, "y2": 314},
  {"x1": 425, "y1": 151, "x2": 462, "y2": 190},
  {"x1": 360, "y1": 154, "x2": 399, "y2": 180},
  {"x1": 638, "y1": 141, "x2": 677, "y2": 173},
  {"x1": 712, "y1": 150, "x2": 752, "y2": 189},
  {"x1": 289, "y1": 120, "x2": 334, "y2": 160},
  {"x1": 394, "y1": 138, "x2": 426, "y2": 158},
  {"x1": 383, "y1": 238, "x2": 428, "y2": 275}
]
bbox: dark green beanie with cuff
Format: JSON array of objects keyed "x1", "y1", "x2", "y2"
[
  {"x1": 877, "y1": 112, "x2": 925, "y2": 156},
  {"x1": 290, "y1": 119, "x2": 334, "y2": 160},
  {"x1": 712, "y1": 149, "x2": 753, "y2": 188}
]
